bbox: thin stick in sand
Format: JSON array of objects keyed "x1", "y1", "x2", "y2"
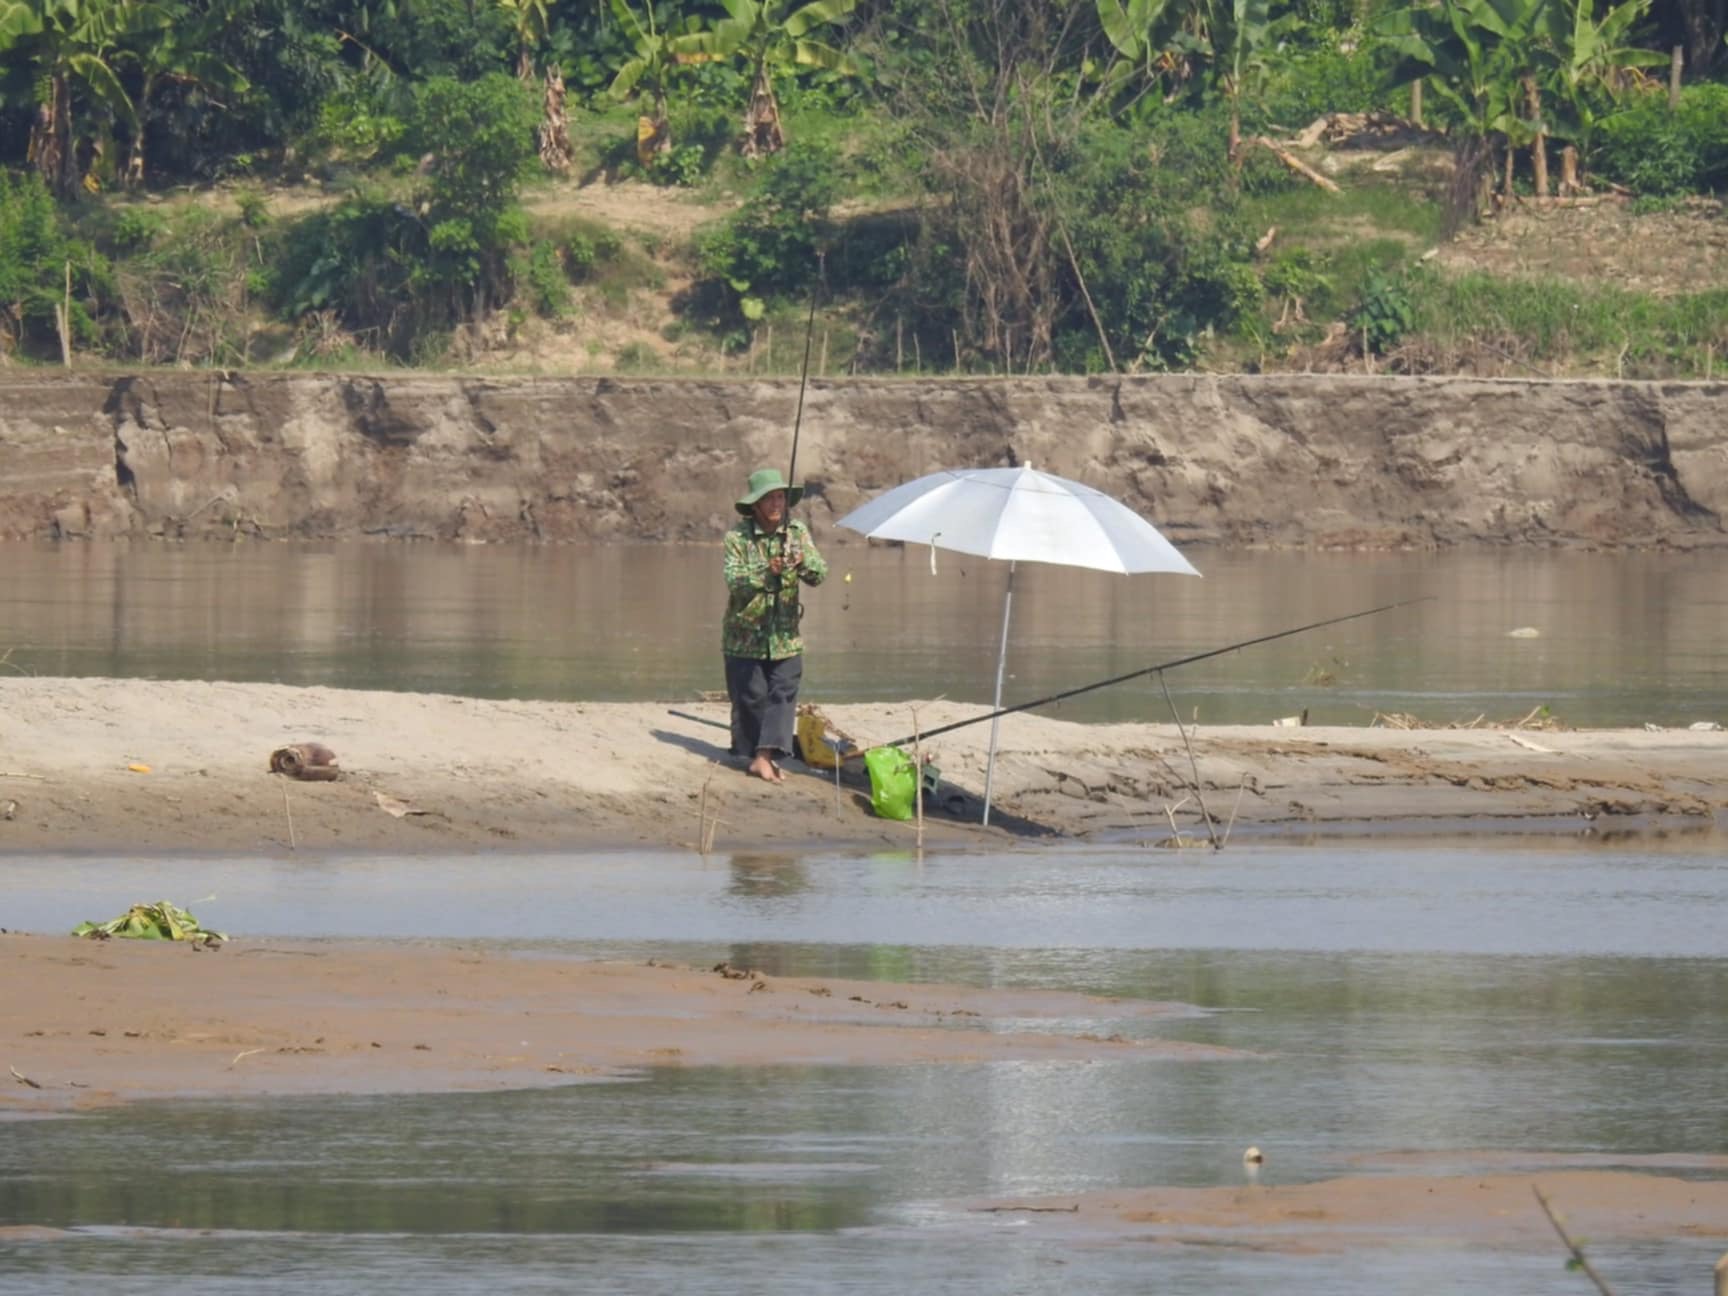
[
  {"x1": 911, "y1": 705, "x2": 925, "y2": 860},
  {"x1": 698, "y1": 763, "x2": 725, "y2": 854},
  {"x1": 1532, "y1": 1184, "x2": 1618, "y2": 1296},
  {"x1": 281, "y1": 784, "x2": 296, "y2": 851},
  {"x1": 1159, "y1": 671, "x2": 1220, "y2": 850},
  {"x1": 698, "y1": 770, "x2": 712, "y2": 855},
  {"x1": 1219, "y1": 774, "x2": 1249, "y2": 849}
]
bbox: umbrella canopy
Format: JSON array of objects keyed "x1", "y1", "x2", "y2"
[
  {"x1": 834, "y1": 465, "x2": 1199, "y2": 576},
  {"x1": 836, "y1": 465, "x2": 1200, "y2": 825}
]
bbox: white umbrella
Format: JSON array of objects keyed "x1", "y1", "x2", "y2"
[{"x1": 836, "y1": 464, "x2": 1200, "y2": 824}]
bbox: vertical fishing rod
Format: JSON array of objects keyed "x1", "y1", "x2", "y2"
[
  {"x1": 785, "y1": 255, "x2": 823, "y2": 498},
  {"x1": 775, "y1": 254, "x2": 824, "y2": 625}
]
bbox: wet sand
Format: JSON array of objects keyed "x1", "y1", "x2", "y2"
[
  {"x1": 0, "y1": 934, "x2": 1234, "y2": 1114},
  {"x1": 965, "y1": 1169, "x2": 1728, "y2": 1250},
  {"x1": 0, "y1": 677, "x2": 1721, "y2": 852}
]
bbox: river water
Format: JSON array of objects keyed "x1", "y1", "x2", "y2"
[
  {"x1": 1, "y1": 541, "x2": 1725, "y2": 725},
  {"x1": 2, "y1": 841, "x2": 1727, "y2": 1293},
  {"x1": 1, "y1": 543, "x2": 1725, "y2": 1293}
]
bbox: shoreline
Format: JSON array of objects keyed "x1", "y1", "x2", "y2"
[{"x1": 0, "y1": 677, "x2": 1721, "y2": 853}]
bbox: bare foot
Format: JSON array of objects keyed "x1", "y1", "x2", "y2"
[{"x1": 747, "y1": 755, "x2": 780, "y2": 783}]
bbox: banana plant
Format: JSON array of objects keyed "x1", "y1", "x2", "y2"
[
  {"x1": 498, "y1": 0, "x2": 550, "y2": 81},
  {"x1": 608, "y1": 0, "x2": 680, "y2": 159},
  {"x1": 1542, "y1": 0, "x2": 1664, "y2": 152},
  {"x1": 1093, "y1": 0, "x2": 1205, "y2": 107},
  {"x1": 673, "y1": 0, "x2": 860, "y2": 157},
  {"x1": 1383, "y1": 0, "x2": 1540, "y2": 195},
  {"x1": 116, "y1": 0, "x2": 250, "y2": 189},
  {"x1": 1208, "y1": 0, "x2": 1272, "y2": 160},
  {"x1": 1095, "y1": 0, "x2": 1181, "y2": 70},
  {"x1": 1385, "y1": 0, "x2": 1660, "y2": 199},
  {"x1": 0, "y1": 0, "x2": 164, "y2": 199}
]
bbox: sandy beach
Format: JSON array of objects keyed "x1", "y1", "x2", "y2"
[{"x1": 0, "y1": 676, "x2": 1721, "y2": 853}]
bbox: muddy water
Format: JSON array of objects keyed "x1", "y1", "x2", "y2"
[
  {"x1": 2, "y1": 839, "x2": 1726, "y2": 1293},
  {"x1": 1, "y1": 541, "x2": 1725, "y2": 725}
]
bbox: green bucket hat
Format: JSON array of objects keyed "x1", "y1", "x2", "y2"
[{"x1": 735, "y1": 467, "x2": 803, "y2": 516}]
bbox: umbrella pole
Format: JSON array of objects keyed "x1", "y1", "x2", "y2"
[{"x1": 982, "y1": 561, "x2": 1015, "y2": 826}]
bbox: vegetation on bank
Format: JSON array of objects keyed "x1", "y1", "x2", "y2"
[{"x1": 1, "y1": 0, "x2": 1724, "y2": 380}]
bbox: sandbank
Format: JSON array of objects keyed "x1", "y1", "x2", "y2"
[
  {"x1": 0, "y1": 934, "x2": 1233, "y2": 1114},
  {"x1": 0, "y1": 677, "x2": 1721, "y2": 852}
]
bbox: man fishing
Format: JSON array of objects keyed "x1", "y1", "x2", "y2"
[{"x1": 723, "y1": 468, "x2": 827, "y2": 783}]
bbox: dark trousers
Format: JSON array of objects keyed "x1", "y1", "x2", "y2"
[{"x1": 724, "y1": 654, "x2": 803, "y2": 759}]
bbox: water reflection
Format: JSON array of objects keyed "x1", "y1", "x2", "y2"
[
  {"x1": 1, "y1": 948, "x2": 1723, "y2": 1282},
  {"x1": 726, "y1": 853, "x2": 811, "y2": 899},
  {"x1": 1, "y1": 542, "x2": 1724, "y2": 724}
]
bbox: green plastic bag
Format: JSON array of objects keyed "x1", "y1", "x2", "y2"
[{"x1": 863, "y1": 745, "x2": 917, "y2": 821}]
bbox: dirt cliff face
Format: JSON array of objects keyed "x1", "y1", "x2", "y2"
[{"x1": 0, "y1": 370, "x2": 1722, "y2": 548}]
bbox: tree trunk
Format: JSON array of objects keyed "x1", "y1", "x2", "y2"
[
  {"x1": 1502, "y1": 137, "x2": 1515, "y2": 204},
  {"x1": 1524, "y1": 77, "x2": 1548, "y2": 199},
  {"x1": 537, "y1": 68, "x2": 575, "y2": 174},
  {"x1": 1410, "y1": 79, "x2": 1424, "y2": 127},
  {"x1": 1681, "y1": 0, "x2": 1723, "y2": 78},
  {"x1": 1227, "y1": 83, "x2": 1242, "y2": 164},
  {"x1": 653, "y1": 90, "x2": 670, "y2": 152},
  {"x1": 1559, "y1": 145, "x2": 1579, "y2": 196},
  {"x1": 30, "y1": 74, "x2": 79, "y2": 201},
  {"x1": 126, "y1": 74, "x2": 155, "y2": 190},
  {"x1": 740, "y1": 64, "x2": 785, "y2": 158}
]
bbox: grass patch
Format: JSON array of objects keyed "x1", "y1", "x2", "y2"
[
  {"x1": 1244, "y1": 177, "x2": 1446, "y2": 248},
  {"x1": 524, "y1": 212, "x2": 666, "y2": 302},
  {"x1": 1409, "y1": 271, "x2": 1728, "y2": 378}
]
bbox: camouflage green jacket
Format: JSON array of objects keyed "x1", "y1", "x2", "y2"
[{"x1": 723, "y1": 516, "x2": 827, "y2": 659}]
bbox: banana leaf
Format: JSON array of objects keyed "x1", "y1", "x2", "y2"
[{"x1": 73, "y1": 901, "x2": 226, "y2": 945}]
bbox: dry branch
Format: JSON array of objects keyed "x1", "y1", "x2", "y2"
[{"x1": 1255, "y1": 137, "x2": 1341, "y2": 193}]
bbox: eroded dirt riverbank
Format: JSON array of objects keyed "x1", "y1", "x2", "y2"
[{"x1": 3, "y1": 371, "x2": 1725, "y2": 549}]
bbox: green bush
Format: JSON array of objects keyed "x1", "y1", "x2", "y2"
[
  {"x1": 0, "y1": 172, "x2": 110, "y2": 354},
  {"x1": 269, "y1": 74, "x2": 539, "y2": 352},
  {"x1": 1351, "y1": 266, "x2": 1417, "y2": 354},
  {"x1": 111, "y1": 207, "x2": 168, "y2": 251},
  {"x1": 511, "y1": 239, "x2": 571, "y2": 317},
  {"x1": 268, "y1": 193, "x2": 424, "y2": 337},
  {"x1": 699, "y1": 140, "x2": 844, "y2": 315},
  {"x1": 113, "y1": 207, "x2": 253, "y2": 365},
  {"x1": 1593, "y1": 84, "x2": 1728, "y2": 196},
  {"x1": 1053, "y1": 117, "x2": 1268, "y2": 370},
  {"x1": 308, "y1": 89, "x2": 408, "y2": 167},
  {"x1": 1259, "y1": 34, "x2": 1395, "y2": 127},
  {"x1": 649, "y1": 144, "x2": 708, "y2": 188},
  {"x1": 235, "y1": 189, "x2": 273, "y2": 230}
]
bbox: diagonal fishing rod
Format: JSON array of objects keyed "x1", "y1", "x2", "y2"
[{"x1": 855, "y1": 596, "x2": 1433, "y2": 756}]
